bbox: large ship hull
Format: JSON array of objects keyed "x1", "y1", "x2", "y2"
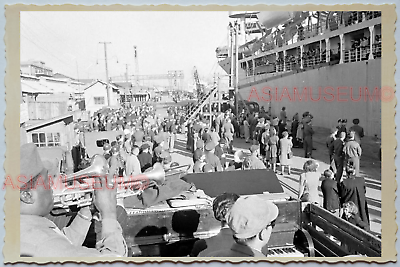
[{"x1": 237, "y1": 59, "x2": 381, "y2": 136}]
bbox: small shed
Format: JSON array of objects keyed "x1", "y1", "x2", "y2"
[{"x1": 83, "y1": 80, "x2": 120, "y2": 115}]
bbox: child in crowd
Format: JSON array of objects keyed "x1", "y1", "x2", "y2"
[
  {"x1": 342, "y1": 201, "x2": 369, "y2": 231},
  {"x1": 321, "y1": 169, "x2": 340, "y2": 217}
]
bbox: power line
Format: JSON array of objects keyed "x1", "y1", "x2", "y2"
[
  {"x1": 24, "y1": 12, "x2": 97, "y2": 62},
  {"x1": 20, "y1": 23, "x2": 75, "y2": 71},
  {"x1": 99, "y1": 41, "x2": 112, "y2": 106},
  {"x1": 20, "y1": 32, "x2": 72, "y2": 68},
  {"x1": 21, "y1": 18, "x2": 97, "y2": 77}
]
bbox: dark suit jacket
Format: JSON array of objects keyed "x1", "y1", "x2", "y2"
[
  {"x1": 303, "y1": 123, "x2": 314, "y2": 138},
  {"x1": 321, "y1": 178, "x2": 340, "y2": 210},
  {"x1": 339, "y1": 176, "x2": 370, "y2": 230},
  {"x1": 190, "y1": 228, "x2": 235, "y2": 257},
  {"x1": 331, "y1": 138, "x2": 345, "y2": 159},
  {"x1": 137, "y1": 152, "x2": 153, "y2": 172}
]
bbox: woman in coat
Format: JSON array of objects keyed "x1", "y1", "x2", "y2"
[
  {"x1": 268, "y1": 127, "x2": 279, "y2": 173},
  {"x1": 298, "y1": 160, "x2": 321, "y2": 205},
  {"x1": 339, "y1": 164, "x2": 370, "y2": 231},
  {"x1": 279, "y1": 131, "x2": 293, "y2": 175},
  {"x1": 291, "y1": 113, "x2": 300, "y2": 147},
  {"x1": 261, "y1": 125, "x2": 270, "y2": 167},
  {"x1": 243, "y1": 118, "x2": 250, "y2": 143}
]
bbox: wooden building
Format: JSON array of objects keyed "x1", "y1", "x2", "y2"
[{"x1": 83, "y1": 80, "x2": 121, "y2": 115}]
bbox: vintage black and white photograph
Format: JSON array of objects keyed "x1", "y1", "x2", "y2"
[{"x1": 13, "y1": 8, "x2": 390, "y2": 260}]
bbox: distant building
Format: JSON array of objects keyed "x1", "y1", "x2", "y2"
[
  {"x1": 20, "y1": 73, "x2": 88, "y2": 123},
  {"x1": 20, "y1": 60, "x2": 53, "y2": 77},
  {"x1": 21, "y1": 112, "x2": 76, "y2": 149},
  {"x1": 83, "y1": 80, "x2": 120, "y2": 115}
]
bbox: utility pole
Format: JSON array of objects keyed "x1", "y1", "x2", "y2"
[
  {"x1": 134, "y1": 46, "x2": 140, "y2": 86},
  {"x1": 75, "y1": 59, "x2": 81, "y2": 100},
  {"x1": 229, "y1": 23, "x2": 234, "y2": 89},
  {"x1": 234, "y1": 21, "x2": 239, "y2": 117},
  {"x1": 125, "y1": 64, "x2": 130, "y2": 82},
  {"x1": 217, "y1": 73, "x2": 221, "y2": 112},
  {"x1": 99, "y1": 42, "x2": 112, "y2": 106}
]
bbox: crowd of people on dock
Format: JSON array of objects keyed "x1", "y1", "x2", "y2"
[
  {"x1": 19, "y1": 98, "x2": 375, "y2": 257},
  {"x1": 76, "y1": 102, "x2": 369, "y2": 233},
  {"x1": 185, "y1": 105, "x2": 370, "y2": 234}
]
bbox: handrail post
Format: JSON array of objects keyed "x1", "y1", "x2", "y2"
[
  {"x1": 369, "y1": 26, "x2": 375, "y2": 60},
  {"x1": 339, "y1": 34, "x2": 344, "y2": 64}
]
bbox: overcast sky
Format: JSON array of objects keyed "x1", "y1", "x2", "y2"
[{"x1": 20, "y1": 11, "x2": 232, "y2": 86}]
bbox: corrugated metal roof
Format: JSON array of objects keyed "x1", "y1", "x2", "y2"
[
  {"x1": 21, "y1": 80, "x2": 54, "y2": 94},
  {"x1": 21, "y1": 79, "x2": 78, "y2": 94},
  {"x1": 25, "y1": 112, "x2": 74, "y2": 131}
]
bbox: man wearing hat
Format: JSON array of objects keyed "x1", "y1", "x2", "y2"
[
  {"x1": 109, "y1": 145, "x2": 125, "y2": 178},
  {"x1": 204, "y1": 141, "x2": 223, "y2": 172},
  {"x1": 330, "y1": 131, "x2": 346, "y2": 183},
  {"x1": 279, "y1": 107, "x2": 287, "y2": 124},
  {"x1": 154, "y1": 150, "x2": 173, "y2": 171},
  {"x1": 222, "y1": 118, "x2": 234, "y2": 154},
  {"x1": 201, "y1": 126, "x2": 212, "y2": 143},
  {"x1": 349, "y1": 118, "x2": 364, "y2": 144},
  {"x1": 153, "y1": 145, "x2": 164, "y2": 165},
  {"x1": 126, "y1": 145, "x2": 141, "y2": 176},
  {"x1": 192, "y1": 149, "x2": 206, "y2": 173},
  {"x1": 249, "y1": 145, "x2": 266, "y2": 170},
  {"x1": 207, "y1": 196, "x2": 279, "y2": 257},
  {"x1": 209, "y1": 126, "x2": 220, "y2": 146},
  {"x1": 337, "y1": 119, "x2": 347, "y2": 138},
  {"x1": 19, "y1": 143, "x2": 127, "y2": 257},
  {"x1": 343, "y1": 131, "x2": 362, "y2": 176},
  {"x1": 214, "y1": 139, "x2": 228, "y2": 169},
  {"x1": 138, "y1": 143, "x2": 153, "y2": 173},
  {"x1": 303, "y1": 117, "x2": 314, "y2": 158}
]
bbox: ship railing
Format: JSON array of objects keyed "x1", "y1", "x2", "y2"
[
  {"x1": 240, "y1": 12, "x2": 381, "y2": 62},
  {"x1": 303, "y1": 23, "x2": 320, "y2": 39},
  {"x1": 327, "y1": 15, "x2": 341, "y2": 31},
  {"x1": 303, "y1": 57, "x2": 322, "y2": 68},
  {"x1": 253, "y1": 63, "x2": 276, "y2": 75},
  {"x1": 285, "y1": 61, "x2": 300, "y2": 71},
  {"x1": 321, "y1": 52, "x2": 327, "y2": 62},
  {"x1": 343, "y1": 46, "x2": 373, "y2": 63},
  {"x1": 276, "y1": 63, "x2": 284, "y2": 72},
  {"x1": 254, "y1": 59, "x2": 270, "y2": 68},
  {"x1": 328, "y1": 48, "x2": 340, "y2": 63},
  {"x1": 345, "y1": 11, "x2": 382, "y2": 27},
  {"x1": 372, "y1": 42, "x2": 382, "y2": 58},
  {"x1": 326, "y1": 11, "x2": 382, "y2": 32},
  {"x1": 260, "y1": 43, "x2": 276, "y2": 53}
]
